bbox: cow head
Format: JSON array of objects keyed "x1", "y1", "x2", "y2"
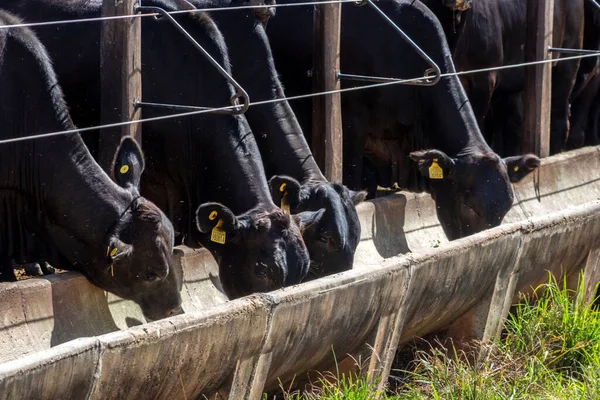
[
  {"x1": 96, "y1": 137, "x2": 182, "y2": 321},
  {"x1": 268, "y1": 176, "x2": 367, "y2": 280},
  {"x1": 195, "y1": 202, "x2": 309, "y2": 299},
  {"x1": 410, "y1": 149, "x2": 540, "y2": 240}
]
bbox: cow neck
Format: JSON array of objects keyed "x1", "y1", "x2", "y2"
[
  {"x1": 43, "y1": 134, "x2": 133, "y2": 254},
  {"x1": 104, "y1": 194, "x2": 141, "y2": 242},
  {"x1": 204, "y1": 114, "x2": 278, "y2": 214},
  {"x1": 215, "y1": 13, "x2": 327, "y2": 185},
  {"x1": 422, "y1": 54, "x2": 492, "y2": 157}
]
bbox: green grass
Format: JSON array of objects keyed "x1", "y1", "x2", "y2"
[
  {"x1": 281, "y1": 373, "x2": 392, "y2": 400},
  {"x1": 279, "y1": 273, "x2": 600, "y2": 400}
]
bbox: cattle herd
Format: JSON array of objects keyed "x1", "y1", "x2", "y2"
[{"x1": 0, "y1": 0, "x2": 595, "y2": 321}]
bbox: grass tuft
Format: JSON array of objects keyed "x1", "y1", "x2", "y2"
[{"x1": 275, "y1": 272, "x2": 600, "y2": 399}]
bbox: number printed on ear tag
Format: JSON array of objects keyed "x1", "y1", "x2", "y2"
[
  {"x1": 210, "y1": 220, "x2": 226, "y2": 244},
  {"x1": 428, "y1": 158, "x2": 444, "y2": 180}
]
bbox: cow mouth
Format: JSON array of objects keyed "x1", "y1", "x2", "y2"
[
  {"x1": 303, "y1": 259, "x2": 324, "y2": 282},
  {"x1": 142, "y1": 303, "x2": 184, "y2": 322}
]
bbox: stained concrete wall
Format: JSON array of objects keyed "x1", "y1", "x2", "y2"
[{"x1": 1, "y1": 146, "x2": 599, "y2": 399}]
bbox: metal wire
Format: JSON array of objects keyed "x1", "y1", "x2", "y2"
[
  {"x1": 136, "y1": 5, "x2": 250, "y2": 114},
  {"x1": 2, "y1": 50, "x2": 599, "y2": 145},
  {"x1": 0, "y1": 0, "x2": 362, "y2": 30},
  {"x1": 363, "y1": 0, "x2": 440, "y2": 86}
]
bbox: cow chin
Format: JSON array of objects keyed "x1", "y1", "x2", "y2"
[
  {"x1": 139, "y1": 296, "x2": 184, "y2": 322},
  {"x1": 110, "y1": 287, "x2": 183, "y2": 322},
  {"x1": 438, "y1": 205, "x2": 490, "y2": 241},
  {"x1": 218, "y1": 261, "x2": 283, "y2": 300},
  {"x1": 304, "y1": 245, "x2": 354, "y2": 281},
  {"x1": 84, "y1": 267, "x2": 183, "y2": 322},
  {"x1": 218, "y1": 241, "x2": 308, "y2": 300}
]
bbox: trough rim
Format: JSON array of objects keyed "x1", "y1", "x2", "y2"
[{"x1": 1, "y1": 198, "x2": 598, "y2": 378}]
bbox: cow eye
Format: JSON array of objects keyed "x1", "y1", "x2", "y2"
[
  {"x1": 254, "y1": 263, "x2": 269, "y2": 277},
  {"x1": 319, "y1": 234, "x2": 330, "y2": 244},
  {"x1": 145, "y1": 273, "x2": 160, "y2": 282}
]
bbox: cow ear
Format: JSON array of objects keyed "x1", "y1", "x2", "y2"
[
  {"x1": 409, "y1": 149, "x2": 454, "y2": 180},
  {"x1": 503, "y1": 154, "x2": 541, "y2": 183},
  {"x1": 268, "y1": 175, "x2": 302, "y2": 213},
  {"x1": 349, "y1": 189, "x2": 368, "y2": 205},
  {"x1": 293, "y1": 209, "x2": 326, "y2": 233},
  {"x1": 113, "y1": 136, "x2": 145, "y2": 192},
  {"x1": 195, "y1": 203, "x2": 239, "y2": 246},
  {"x1": 107, "y1": 237, "x2": 134, "y2": 263}
]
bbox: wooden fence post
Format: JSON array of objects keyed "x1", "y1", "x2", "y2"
[
  {"x1": 99, "y1": 0, "x2": 142, "y2": 174},
  {"x1": 522, "y1": 0, "x2": 553, "y2": 157},
  {"x1": 312, "y1": 1, "x2": 343, "y2": 182}
]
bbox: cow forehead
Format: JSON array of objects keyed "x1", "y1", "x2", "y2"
[
  {"x1": 457, "y1": 152, "x2": 502, "y2": 165},
  {"x1": 311, "y1": 184, "x2": 355, "y2": 238},
  {"x1": 455, "y1": 154, "x2": 505, "y2": 174},
  {"x1": 245, "y1": 209, "x2": 296, "y2": 235},
  {"x1": 313, "y1": 183, "x2": 348, "y2": 205},
  {"x1": 452, "y1": 154, "x2": 513, "y2": 189}
]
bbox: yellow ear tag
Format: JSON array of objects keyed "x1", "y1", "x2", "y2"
[
  {"x1": 210, "y1": 219, "x2": 226, "y2": 244},
  {"x1": 110, "y1": 264, "x2": 114, "y2": 277},
  {"x1": 120, "y1": 165, "x2": 129, "y2": 174},
  {"x1": 279, "y1": 182, "x2": 287, "y2": 193},
  {"x1": 110, "y1": 248, "x2": 118, "y2": 257},
  {"x1": 209, "y1": 210, "x2": 218, "y2": 221},
  {"x1": 428, "y1": 158, "x2": 444, "y2": 180},
  {"x1": 513, "y1": 166, "x2": 519, "y2": 172}
]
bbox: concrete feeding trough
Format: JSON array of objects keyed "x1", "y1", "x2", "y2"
[{"x1": 0, "y1": 146, "x2": 599, "y2": 399}]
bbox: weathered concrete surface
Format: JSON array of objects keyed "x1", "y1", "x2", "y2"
[
  {"x1": 0, "y1": 337, "x2": 101, "y2": 400},
  {"x1": 507, "y1": 145, "x2": 600, "y2": 222},
  {"x1": 355, "y1": 191, "x2": 447, "y2": 267},
  {"x1": 0, "y1": 274, "x2": 119, "y2": 363},
  {"x1": 175, "y1": 246, "x2": 228, "y2": 311},
  {"x1": 398, "y1": 223, "x2": 524, "y2": 343},
  {"x1": 90, "y1": 299, "x2": 270, "y2": 400},
  {"x1": 1, "y1": 146, "x2": 600, "y2": 398},
  {"x1": 0, "y1": 206, "x2": 598, "y2": 398},
  {"x1": 513, "y1": 203, "x2": 600, "y2": 301},
  {"x1": 0, "y1": 298, "x2": 271, "y2": 400},
  {"x1": 261, "y1": 262, "x2": 410, "y2": 391}
]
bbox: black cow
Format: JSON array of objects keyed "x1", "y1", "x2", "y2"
[
  {"x1": 4, "y1": 0, "x2": 310, "y2": 299},
  {"x1": 0, "y1": 11, "x2": 182, "y2": 321},
  {"x1": 200, "y1": 0, "x2": 366, "y2": 279},
  {"x1": 421, "y1": 0, "x2": 585, "y2": 156},
  {"x1": 572, "y1": 0, "x2": 600, "y2": 99},
  {"x1": 267, "y1": 0, "x2": 540, "y2": 240},
  {"x1": 567, "y1": 1, "x2": 600, "y2": 150},
  {"x1": 569, "y1": 71, "x2": 600, "y2": 149}
]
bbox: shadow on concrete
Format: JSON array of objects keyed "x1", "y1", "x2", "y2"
[
  {"x1": 372, "y1": 194, "x2": 411, "y2": 257},
  {"x1": 48, "y1": 273, "x2": 119, "y2": 347}
]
